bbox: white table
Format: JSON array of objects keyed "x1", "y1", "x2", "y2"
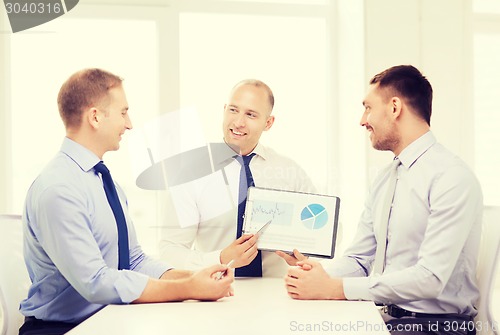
[{"x1": 67, "y1": 278, "x2": 390, "y2": 335}]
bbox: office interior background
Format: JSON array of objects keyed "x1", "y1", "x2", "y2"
[{"x1": 0, "y1": 0, "x2": 499, "y2": 261}]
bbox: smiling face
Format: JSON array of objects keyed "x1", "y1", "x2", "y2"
[
  {"x1": 95, "y1": 85, "x2": 132, "y2": 154},
  {"x1": 222, "y1": 84, "x2": 274, "y2": 155},
  {"x1": 360, "y1": 84, "x2": 400, "y2": 152}
]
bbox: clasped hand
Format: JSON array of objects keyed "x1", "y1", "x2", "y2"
[{"x1": 285, "y1": 260, "x2": 345, "y2": 300}]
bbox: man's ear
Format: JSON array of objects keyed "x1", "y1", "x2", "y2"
[
  {"x1": 391, "y1": 97, "x2": 402, "y2": 119},
  {"x1": 264, "y1": 115, "x2": 275, "y2": 131},
  {"x1": 87, "y1": 107, "x2": 100, "y2": 129}
]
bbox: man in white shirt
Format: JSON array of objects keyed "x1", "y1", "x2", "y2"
[
  {"x1": 159, "y1": 79, "x2": 316, "y2": 277},
  {"x1": 283, "y1": 65, "x2": 482, "y2": 335}
]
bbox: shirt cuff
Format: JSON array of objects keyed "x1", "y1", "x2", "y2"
[
  {"x1": 154, "y1": 264, "x2": 174, "y2": 279},
  {"x1": 343, "y1": 276, "x2": 374, "y2": 301},
  {"x1": 114, "y1": 271, "x2": 150, "y2": 303}
]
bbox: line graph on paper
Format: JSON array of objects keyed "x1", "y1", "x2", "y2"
[{"x1": 250, "y1": 200, "x2": 294, "y2": 226}]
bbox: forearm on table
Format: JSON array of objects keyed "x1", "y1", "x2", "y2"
[
  {"x1": 327, "y1": 277, "x2": 346, "y2": 300},
  {"x1": 160, "y1": 269, "x2": 193, "y2": 280},
  {"x1": 344, "y1": 265, "x2": 441, "y2": 303},
  {"x1": 133, "y1": 277, "x2": 194, "y2": 303}
]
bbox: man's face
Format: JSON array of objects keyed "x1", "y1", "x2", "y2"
[
  {"x1": 360, "y1": 84, "x2": 399, "y2": 152},
  {"x1": 222, "y1": 84, "x2": 274, "y2": 155},
  {"x1": 97, "y1": 85, "x2": 132, "y2": 153}
]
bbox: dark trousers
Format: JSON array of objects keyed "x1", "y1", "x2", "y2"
[
  {"x1": 19, "y1": 317, "x2": 79, "y2": 335},
  {"x1": 379, "y1": 304, "x2": 476, "y2": 335}
]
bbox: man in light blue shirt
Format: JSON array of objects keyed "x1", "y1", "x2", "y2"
[
  {"x1": 282, "y1": 65, "x2": 482, "y2": 335},
  {"x1": 19, "y1": 68, "x2": 233, "y2": 335}
]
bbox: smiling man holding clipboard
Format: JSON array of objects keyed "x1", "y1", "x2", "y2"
[{"x1": 160, "y1": 79, "x2": 319, "y2": 277}]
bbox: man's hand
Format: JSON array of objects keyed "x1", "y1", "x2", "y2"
[
  {"x1": 276, "y1": 248, "x2": 307, "y2": 266},
  {"x1": 187, "y1": 264, "x2": 235, "y2": 300},
  {"x1": 284, "y1": 260, "x2": 345, "y2": 300},
  {"x1": 220, "y1": 234, "x2": 259, "y2": 268},
  {"x1": 133, "y1": 264, "x2": 234, "y2": 303}
]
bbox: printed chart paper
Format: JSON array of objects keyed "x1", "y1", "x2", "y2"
[{"x1": 243, "y1": 187, "x2": 340, "y2": 258}]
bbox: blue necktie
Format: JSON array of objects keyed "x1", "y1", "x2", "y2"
[
  {"x1": 235, "y1": 153, "x2": 262, "y2": 277},
  {"x1": 94, "y1": 162, "x2": 130, "y2": 270}
]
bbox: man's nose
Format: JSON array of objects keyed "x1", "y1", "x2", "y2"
[{"x1": 234, "y1": 113, "x2": 246, "y2": 127}]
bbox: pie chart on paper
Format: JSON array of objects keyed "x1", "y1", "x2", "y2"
[{"x1": 301, "y1": 204, "x2": 329, "y2": 230}]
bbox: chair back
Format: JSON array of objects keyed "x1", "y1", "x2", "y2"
[
  {"x1": 476, "y1": 206, "x2": 500, "y2": 335},
  {"x1": 0, "y1": 214, "x2": 30, "y2": 335}
]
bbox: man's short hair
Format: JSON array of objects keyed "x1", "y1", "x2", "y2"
[
  {"x1": 370, "y1": 65, "x2": 433, "y2": 125},
  {"x1": 57, "y1": 68, "x2": 123, "y2": 128},
  {"x1": 231, "y1": 79, "x2": 274, "y2": 111}
]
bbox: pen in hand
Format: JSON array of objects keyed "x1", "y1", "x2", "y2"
[
  {"x1": 215, "y1": 221, "x2": 270, "y2": 280},
  {"x1": 215, "y1": 259, "x2": 235, "y2": 280}
]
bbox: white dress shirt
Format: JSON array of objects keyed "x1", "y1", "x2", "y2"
[
  {"x1": 325, "y1": 131, "x2": 482, "y2": 316},
  {"x1": 159, "y1": 143, "x2": 316, "y2": 277}
]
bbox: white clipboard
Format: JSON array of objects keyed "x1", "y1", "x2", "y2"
[{"x1": 242, "y1": 187, "x2": 340, "y2": 258}]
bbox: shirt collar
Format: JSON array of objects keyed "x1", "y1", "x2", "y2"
[
  {"x1": 60, "y1": 137, "x2": 101, "y2": 173},
  {"x1": 214, "y1": 141, "x2": 268, "y2": 165},
  {"x1": 250, "y1": 142, "x2": 267, "y2": 160},
  {"x1": 397, "y1": 131, "x2": 436, "y2": 169}
]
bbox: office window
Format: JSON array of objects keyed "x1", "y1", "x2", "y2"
[
  {"x1": 4, "y1": 0, "x2": 365, "y2": 254},
  {"x1": 179, "y1": 12, "x2": 329, "y2": 192},
  {"x1": 175, "y1": 0, "x2": 366, "y2": 251},
  {"x1": 474, "y1": 0, "x2": 500, "y2": 14},
  {"x1": 220, "y1": 0, "x2": 328, "y2": 4},
  {"x1": 8, "y1": 9, "x2": 161, "y2": 254},
  {"x1": 473, "y1": 3, "x2": 500, "y2": 206}
]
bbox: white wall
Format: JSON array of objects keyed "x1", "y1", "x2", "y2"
[
  {"x1": 0, "y1": 0, "x2": 475, "y2": 228},
  {"x1": 364, "y1": 0, "x2": 474, "y2": 179},
  {"x1": 0, "y1": 13, "x2": 12, "y2": 214}
]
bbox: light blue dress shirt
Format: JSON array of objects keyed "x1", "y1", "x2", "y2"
[
  {"x1": 20, "y1": 137, "x2": 171, "y2": 323},
  {"x1": 326, "y1": 131, "x2": 483, "y2": 316}
]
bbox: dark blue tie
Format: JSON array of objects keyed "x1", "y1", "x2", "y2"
[
  {"x1": 94, "y1": 162, "x2": 130, "y2": 270},
  {"x1": 235, "y1": 153, "x2": 262, "y2": 277}
]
